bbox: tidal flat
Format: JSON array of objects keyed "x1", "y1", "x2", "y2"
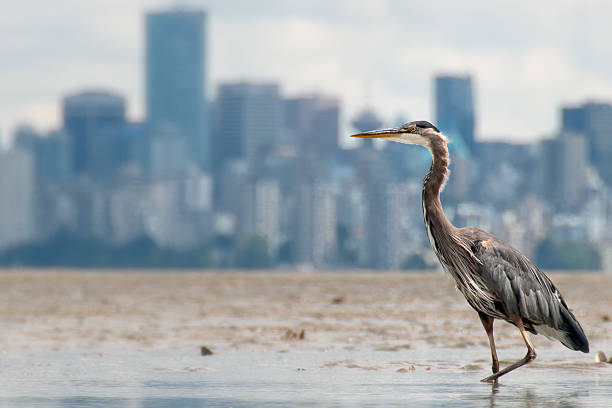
[{"x1": 1, "y1": 270, "x2": 611, "y2": 407}]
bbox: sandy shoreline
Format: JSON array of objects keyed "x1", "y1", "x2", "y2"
[{"x1": 1, "y1": 270, "x2": 610, "y2": 354}]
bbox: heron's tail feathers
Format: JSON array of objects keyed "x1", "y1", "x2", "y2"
[
  {"x1": 535, "y1": 307, "x2": 589, "y2": 353},
  {"x1": 559, "y1": 306, "x2": 589, "y2": 353}
]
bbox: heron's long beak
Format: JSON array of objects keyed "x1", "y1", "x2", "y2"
[{"x1": 351, "y1": 128, "x2": 403, "y2": 138}]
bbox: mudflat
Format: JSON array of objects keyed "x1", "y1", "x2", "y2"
[
  {"x1": 2, "y1": 270, "x2": 612, "y2": 406},
  {"x1": 0, "y1": 270, "x2": 610, "y2": 352}
]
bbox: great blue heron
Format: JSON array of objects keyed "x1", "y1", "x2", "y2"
[{"x1": 352, "y1": 120, "x2": 589, "y2": 382}]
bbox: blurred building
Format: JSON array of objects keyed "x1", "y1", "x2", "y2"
[
  {"x1": 109, "y1": 183, "x2": 149, "y2": 244},
  {"x1": 370, "y1": 181, "x2": 421, "y2": 269},
  {"x1": 146, "y1": 8, "x2": 208, "y2": 168},
  {"x1": 447, "y1": 155, "x2": 471, "y2": 202},
  {"x1": 213, "y1": 82, "x2": 282, "y2": 170},
  {"x1": 351, "y1": 142, "x2": 403, "y2": 268},
  {"x1": 217, "y1": 159, "x2": 249, "y2": 216},
  {"x1": 34, "y1": 130, "x2": 73, "y2": 183},
  {"x1": 13, "y1": 126, "x2": 72, "y2": 183},
  {"x1": 13, "y1": 125, "x2": 38, "y2": 150},
  {"x1": 150, "y1": 130, "x2": 190, "y2": 178},
  {"x1": 435, "y1": 74, "x2": 478, "y2": 203},
  {"x1": 241, "y1": 179, "x2": 281, "y2": 257},
  {"x1": 511, "y1": 195, "x2": 549, "y2": 258},
  {"x1": 540, "y1": 132, "x2": 588, "y2": 210},
  {"x1": 562, "y1": 102, "x2": 612, "y2": 185},
  {"x1": 108, "y1": 122, "x2": 148, "y2": 174},
  {"x1": 336, "y1": 179, "x2": 368, "y2": 266},
  {"x1": 63, "y1": 90, "x2": 126, "y2": 178},
  {"x1": 65, "y1": 180, "x2": 110, "y2": 239},
  {"x1": 284, "y1": 94, "x2": 340, "y2": 160},
  {"x1": 475, "y1": 142, "x2": 535, "y2": 205},
  {"x1": 295, "y1": 181, "x2": 337, "y2": 268},
  {"x1": 435, "y1": 74, "x2": 475, "y2": 152},
  {"x1": 144, "y1": 170, "x2": 213, "y2": 250},
  {"x1": 0, "y1": 149, "x2": 35, "y2": 249}
]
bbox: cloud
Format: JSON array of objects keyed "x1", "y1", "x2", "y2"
[{"x1": 1, "y1": 0, "x2": 612, "y2": 144}]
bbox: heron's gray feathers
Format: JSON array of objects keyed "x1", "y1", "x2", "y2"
[
  {"x1": 474, "y1": 239, "x2": 561, "y2": 326},
  {"x1": 462, "y1": 227, "x2": 589, "y2": 353}
]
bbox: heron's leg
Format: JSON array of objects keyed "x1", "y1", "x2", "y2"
[
  {"x1": 478, "y1": 312, "x2": 499, "y2": 376},
  {"x1": 480, "y1": 316, "x2": 536, "y2": 383}
]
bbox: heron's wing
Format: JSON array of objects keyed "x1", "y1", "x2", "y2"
[
  {"x1": 473, "y1": 238, "x2": 561, "y2": 326},
  {"x1": 467, "y1": 233, "x2": 589, "y2": 352}
]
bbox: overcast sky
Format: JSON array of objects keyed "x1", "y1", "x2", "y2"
[{"x1": 2, "y1": 0, "x2": 612, "y2": 144}]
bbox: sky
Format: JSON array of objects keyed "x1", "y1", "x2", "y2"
[{"x1": 2, "y1": 0, "x2": 612, "y2": 144}]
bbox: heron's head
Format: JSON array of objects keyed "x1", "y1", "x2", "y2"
[{"x1": 351, "y1": 120, "x2": 444, "y2": 149}]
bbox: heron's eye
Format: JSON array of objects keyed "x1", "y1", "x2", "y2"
[{"x1": 407, "y1": 125, "x2": 417, "y2": 133}]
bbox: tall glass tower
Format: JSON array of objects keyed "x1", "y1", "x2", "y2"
[
  {"x1": 145, "y1": 8, "x2": 208, "y2": 168},
  {"x1": 434, "y1": 75, "x2": 475, "y2": 153}
]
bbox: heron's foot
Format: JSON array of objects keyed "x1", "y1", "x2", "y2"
[
  {"x1": 480, "y1": 373, "x2": 499, "y2": 383},
  {"x1": 480, "y1": 360, "x2": 499, "y2": 382},
  {"x1": 479, "y1": 349, "x2": 535, "y2": 383}
]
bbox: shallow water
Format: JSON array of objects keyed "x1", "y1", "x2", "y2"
[
  {"x1": 2, "y1": 346, "x2": 611, "y2": 407},
  {"x1": 1, "y1": 271, "x2": 611, "y2": 406}
]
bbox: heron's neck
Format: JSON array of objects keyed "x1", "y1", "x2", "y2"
[{"x1": 422, "y1": 139, "x2": 454, "y2": 232}]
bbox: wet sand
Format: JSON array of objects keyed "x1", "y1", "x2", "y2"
[
  {"x1": 1, "y1": 270, "x2": 611, "y2": 406},
  {"x1": 1, "y1": 270, "x2": 610, "y2": 352}
]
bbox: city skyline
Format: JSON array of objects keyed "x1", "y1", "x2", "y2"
[
  {"x1": 1, "y1": 3, "x2": 612, "y2": 270},
  {"x1": 3, "y1": 1, "x2": 612, "y2": 145}
]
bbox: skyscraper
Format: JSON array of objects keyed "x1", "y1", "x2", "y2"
[
  {"x1": 146, "y1": 8, "x2": 208, "y2": 168},
  {"x1": 540, "y1": 132, "x2": 588, "y2": 210},
  {"x1": 435, "y1": 75, "x2": 475, "y2": 152},
  {"x1": 63, "y1": 91, "x2": 126, "y2": 176},
  {"x1": 213, "y1": 82, "x2": 282, "y2": 169},
  {"x1": 562, "y1": 102, "x2": 612, "y2": 185}
]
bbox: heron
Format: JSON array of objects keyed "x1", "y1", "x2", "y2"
[{"x1": 351, "y1": 120, "x2": 589, "y2": 382}]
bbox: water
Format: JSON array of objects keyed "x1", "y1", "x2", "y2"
[
  {"x1": 2, "y1": 271, "x2": 611, "y2": 406},
  {"x1": 2, "y1": 347, "x2": 611, "y2": 407}
]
